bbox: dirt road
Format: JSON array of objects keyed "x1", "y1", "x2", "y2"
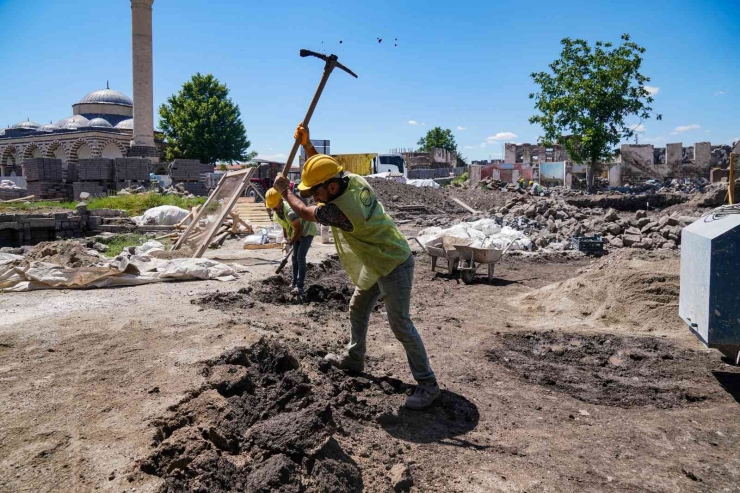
[{"x1": 1, "y1": 239, "x2": 739, "y2": 492}]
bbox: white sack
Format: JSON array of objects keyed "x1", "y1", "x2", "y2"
[{"x1": 135, "y1": 205, "x2": 190, "y2": 226}]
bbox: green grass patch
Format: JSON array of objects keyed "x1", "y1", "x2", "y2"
[
  {"x1": 85, "y1": 193, "x2": 206, "y2": 216},
  {"x1": 99, "y1": 233, "x2": 150, "y2": 257},
  {"x1": 450, "y1": 171, "x2": 469, "y2": 187},
  {"x1": 0, "y1": 193, "x2": 206, "y2": 216}
]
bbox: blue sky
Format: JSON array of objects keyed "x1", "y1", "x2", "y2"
[{"x1": 1, "y1": 0, "x2": 738, "y2": 162}]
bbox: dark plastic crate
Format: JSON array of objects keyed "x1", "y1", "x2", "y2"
[{"x1": 571, "y1": 235, "x2": 605, "y2": 254}]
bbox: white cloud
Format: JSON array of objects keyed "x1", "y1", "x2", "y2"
[
  {"x1": 407, "y1": 120, "x2": 418, "y2": 125},
  {"x1": 464, "y1": 145, "x2": 475, "y2": 150},
  {"x1": 486, "y1": 132, "x2": 518, "y2": 142},
  {"x1": 256, "y1": 153, "x2": 288, "y2": 161},
  {"x1": 479, "y1": 143, "x2": 486, "y2": 148},
  {"x1": 672, "y1": 124, "x2": 701, "y2": 134},
  {"x1": 457, "y1": 126, "x2": 467, "y2": 131},
  {"x1": 715, "y1": 90, "x2": 726, "y2": 96},
  {"x1": 629, "y1": 123, "x2": 645, "y2": 132},
  {"x1": 644, "y1": 86, "x2": 659, "y2": 96},
  {"x1": 421, "y1": 123, "x2": 427, "y2": 126}
]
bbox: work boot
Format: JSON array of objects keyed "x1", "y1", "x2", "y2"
[
  {"x1": 324, "y1": 352, "x2": 364, "y2": 372},
  {"x1": 290, "y1": 286, "x2": 300, "y2": 296},
  {"x1": 405, "y1": 382, "x2": 441, "y2": 410}
]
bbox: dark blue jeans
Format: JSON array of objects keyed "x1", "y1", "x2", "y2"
[{"x1": 292, "y1": 235, "x2": 314, "y2": 292}]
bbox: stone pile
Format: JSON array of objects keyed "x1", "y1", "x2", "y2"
[
  {"x1": 464, "y1": 194, "x2": 699, "y2": 251},
  {"x1": 21, "y1": 158, "x2": 69, "y2": 200}
]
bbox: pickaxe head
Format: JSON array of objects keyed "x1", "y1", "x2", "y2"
[{"x1": 300, "y1": 49, "x2": 358, "y2": 78}]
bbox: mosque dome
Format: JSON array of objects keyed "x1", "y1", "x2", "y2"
[
  {"x1": 37, "y1": 123, "x2": 62, "y2": 132},
  {"x1": 78, "y1": 88, "x2": 133, "y2": 107},
  {"x1": 56, "y1": 115, "x2": 90, "y2": 129},
  {"x1": 88, "y1": 117, "x2": 113, "y2": 128},
  {"x1": 114, "y1": 118, "x2": 134, "y2": 130},
  {"x1": 11, "y1": 119, "x2": 41, "y2": 130}
]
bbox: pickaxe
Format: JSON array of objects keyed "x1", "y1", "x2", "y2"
[{"x1": 280, "y1": 50, "x2": 358, "y2": 176}]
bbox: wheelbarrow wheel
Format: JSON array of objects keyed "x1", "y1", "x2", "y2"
[{"x1": 460, "y1": 269, "x2": 476, "y2": 284}]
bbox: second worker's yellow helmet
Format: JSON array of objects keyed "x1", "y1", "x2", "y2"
[{"x1": 265, "y1": 187, "x2": 282, "y2": 209}]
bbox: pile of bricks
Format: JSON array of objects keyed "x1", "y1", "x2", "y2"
[
  {"x1": 114, "y1": 158, "x2": 151, "y2": 190},
  {"x1": 74, "y1": 158, "x2": 115, "y2": 200},
  {"x1": 73, "y1": 158, "x2": 153, "y2": 199},
  {"x1": 21, "y1": 158, "x2": 70, "y2": 200},
  {"x1": 169, "y1": 159, "x2": 208, "y2": 196}
]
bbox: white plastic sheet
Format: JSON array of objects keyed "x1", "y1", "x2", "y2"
[{"x1": 0, "y1": 252, "x2": 237, "y2": 292}]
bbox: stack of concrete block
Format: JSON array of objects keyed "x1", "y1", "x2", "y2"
[
  {"x1": 170, "y1": 159, "x2": 202, "y2": 181},
  {"x1": 22, "y1": 158, "x2": 63, "y2": 182},
  {"x1": 21, "y1": 158, "x2": 69, "y2": 200},
  {"x1": 63, "y1": 162, "x2": 78, "y2": 183},
  {"x1": 169, "y1": 159, "x2": 208, "y2": 196},
  {"x1": 73, "y1": 158, "x2": 115, "y2": 200},
  {"x1": 114, "y1": 158, "x2": 151, "y2": 190},
  {"x1": 78, "y1": 158, "x2": 115, "y2": 181}
]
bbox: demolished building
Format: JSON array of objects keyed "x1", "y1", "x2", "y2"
[{"x1": 611, "y1": 141, "x2": 738, "y2": 186}]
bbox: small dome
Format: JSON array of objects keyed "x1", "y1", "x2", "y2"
[
  {"x1": 56, "y1": 115, "x2": 90, "y2": 129},
  {"x1": 78, "y1": 88, "x2": 132, "y2": 107},
  {"x1": 88, "y1": 117, "x2": 112, "y2": 128},
  {"x1": 11, "y1": 119, "x2": 41, "y2": 130},
  {"x1": 114, "y1": 118, "x2": 134, "y2": 130},
  {"x1": 37, "y1": 124, "x2": 61, "y2": 132}
]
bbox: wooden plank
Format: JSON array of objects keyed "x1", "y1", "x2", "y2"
[
  {"x1": 451, "y1": 197, "x2": 479, "y2": 214},
  {"x1": 243, "y1": 243, "x2": 282, "y2": 250},
  {"x1": 1, "y1": 195, "x2": 34, "y2": 203}
]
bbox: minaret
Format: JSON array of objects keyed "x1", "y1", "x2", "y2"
[{"x1": 129, "y1": 0, "x2": 157, "y2": 160}]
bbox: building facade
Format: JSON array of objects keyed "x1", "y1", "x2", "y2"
[{"x1": 0, "y1": 87, "x2": 163, "y2": 177}]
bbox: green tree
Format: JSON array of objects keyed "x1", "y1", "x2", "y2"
[
  {"x1": 529, "y1": 34, "x2": 661, "y2": 190},
  {"x1": 417, "y1": 127, "x2": 457, "y2": 153},
  {"x1": 159, "y1": 73, "x2": 252, "y2": 164}
]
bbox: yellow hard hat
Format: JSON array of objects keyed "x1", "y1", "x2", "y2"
[
  {"x1": 529, "y1": 181, "x2": 533, "y2": 185},
  {"x1": 297, "y1": 154, "x2": 343, "y2": 192},
  {"x1": 265, "y1": 187, "x2": 281, "y2": 209}
]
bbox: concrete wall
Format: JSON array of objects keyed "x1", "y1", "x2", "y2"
[
  {"x1": 666, "y1": 143, "x2": 683, "y2": 167},
  {"x1": 694, "y1": 142, "x2": 711, "y2": 171}
]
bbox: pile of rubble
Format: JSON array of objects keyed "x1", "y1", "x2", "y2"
[{"x1": 488, "y1": 195, "x2": 697, "y2": 251}]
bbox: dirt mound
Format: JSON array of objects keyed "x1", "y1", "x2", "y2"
[
  {"x1": 139, "y1": 338, "x2": 478, "y2": 491},
  {"x1": 251, "y1": 257, "x2": 355, "y2": 310},
  {"x1": 192, "y1": 287, "x2": 255, "y2": 310},
  {"x1": 25, "y1": 240, "x2": 101, "y2": 268},
  {"x1": 487, "y1": 331, "x2": 736, "y2": 408},
  {"x1": 520, "y1": 249, "x2": 682, "y2": 333},
  {"x1": 139, "y1": 339, "x2": 363, "y2": 491},
  {"x1": 447, "y1": 186, "x2": 510, "y2": 212},
  {"x1": 366, "y1": 178, "x2": 463, "y2": 213}
]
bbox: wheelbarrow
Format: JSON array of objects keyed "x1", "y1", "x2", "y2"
[
  {"x1": 412, "y1": 237, "x2": 460, "y2": 275},
  {"x1": 453, "y1": 240, "x2": 515, "y2": 284},
  {"x1": 412, "y1": 236, "x2": 514, "y2": 283}
]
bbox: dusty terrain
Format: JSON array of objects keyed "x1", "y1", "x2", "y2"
[{"x1": 1, "y1": 231, "x2": 740, "y2": 492}]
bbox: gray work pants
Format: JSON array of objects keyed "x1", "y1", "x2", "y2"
[{"x1": 346, "y1": 254, "x2": 436, "y2": 384}]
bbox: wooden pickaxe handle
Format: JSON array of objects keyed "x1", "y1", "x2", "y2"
[
  {"x1": 275, "y1": 245, "x2": 294, "y2": 274},
  {"x1": 281, "y1": 51, "x2": 358, "y2": 177}
]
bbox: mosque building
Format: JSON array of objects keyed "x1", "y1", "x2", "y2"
[
  {"x1": 0, "y1": 83, "x2": 164, "y2": 177},
  {"x1": 1, "y1": 0, "x2": 161, "y2": 178}
]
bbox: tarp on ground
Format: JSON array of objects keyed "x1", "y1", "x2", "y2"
[{"x1": 0, "y1": 252, "x2": 238, "y2": 292}]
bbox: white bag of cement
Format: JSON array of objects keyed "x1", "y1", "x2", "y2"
[
  {"x1": 136, "y1": 205, "x2": 190, "y2": 226},
  {"x1": 470, "y1": 218, "x2": 502, "y2": 235},
  {"x1": 243, "y1": 233, "x2": 267, "y2": 245},
  {"x1": 137, "y1": 240, "x2": 165, "y2": 255}
]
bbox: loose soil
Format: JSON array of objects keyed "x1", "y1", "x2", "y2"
[
  {"x1": 251, "y1": 257, "x2": 356, "y2": 310},
  {"x1": 139, "y1": 338, "x2": 478, "y2": 492},
  {"x1": 3, "y1": 236, "x2": 740, "y2": 492},
  {"x1": 25, "y1": 240, "x2": 101, "y2": 267},
  {"x1": 487, "y1": 331, "x2": 734, "y2": 408},
  {"x1": 520, "y1": 248, "x2": 683, "y2": 333}
]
